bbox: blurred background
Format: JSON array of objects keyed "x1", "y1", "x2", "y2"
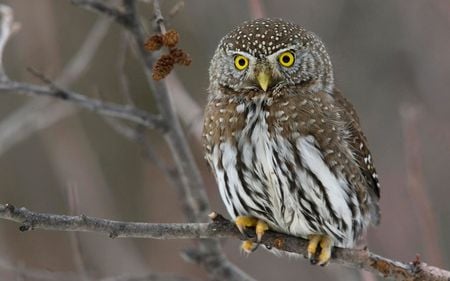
[{"x1": 0, "y1": 0, "x2": 449, "y2": 280}]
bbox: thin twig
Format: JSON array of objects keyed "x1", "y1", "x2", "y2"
[
  {"x1": 57, "y1": 16, "x2": 112, "y2": 86},
  {"x1": 1, "y1": 204, "x2": 449, "y2": 281},
  {"x1": 0, "y1": 79, "x2": 166, "y2": 131},
  {"x1": 0, "y1": 5, "x2": 19, "y2": 81}
]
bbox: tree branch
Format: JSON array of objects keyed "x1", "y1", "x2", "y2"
[
  {"x1": 0, "y1": 80, "x2": 166, "y2": 131},
  {"x1": 1, "y1": 204, "x2": 449, "y2": 281}
]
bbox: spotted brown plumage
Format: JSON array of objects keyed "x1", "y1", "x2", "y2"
[{"x1": 203, "y1": 18, "x2": 380, "y2": 265}]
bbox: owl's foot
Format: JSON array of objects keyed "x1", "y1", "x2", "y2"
[
  {"x1": 235, "y1": 216, "x2": 269, "y2": 253},
  {"x1": 307, "y1": 234, "x2": 332, "y2": 266}
]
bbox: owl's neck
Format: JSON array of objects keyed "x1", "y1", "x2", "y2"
[{"x1": 309, "y1": 54, "x2": 335, "y2": 94}]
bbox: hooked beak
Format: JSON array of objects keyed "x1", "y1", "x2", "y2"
[{"x1": 256, "y1": 70, "x2": 271, "y2": 92}]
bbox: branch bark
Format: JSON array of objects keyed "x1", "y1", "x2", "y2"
[{"x1": 1, "y1": 204, "x2": 449, "y2": 281}]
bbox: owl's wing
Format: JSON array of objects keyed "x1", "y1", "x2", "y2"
[{"x1": 333, "y1": 89, "x2": 381, "y2": 224}]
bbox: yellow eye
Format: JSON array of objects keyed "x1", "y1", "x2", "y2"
[
  {"x1": 278, "y1": 51, "x2": 295, "y2": 67},
  {"x1": 234, "y1": 55, "x2": 249, "y2": 70}
]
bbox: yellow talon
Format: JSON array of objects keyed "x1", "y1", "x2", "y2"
[
  {"x1": 255, "y1": 220, "x2": 269, "y2": 242},
  {"x1": 235, "y1": 216, "x2": 258, "y2": 233},
  {"x1": 307, "y1": 234, "x2": 333, "y2": 266},
  {"x1": 235, "y1": 216, "x2": 269, "y2": 252},
  {"x1": 317, "y1": 236, "x2": 332, "y2": 266},
  {"x1": 241, "y1": 240, "x2": 254, "y2": 253},
  {"x1": 307, "y1": 234, "x2": 321, "y2": 259}
]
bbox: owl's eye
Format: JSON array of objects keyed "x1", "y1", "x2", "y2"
[
  {"x1": 234, "y1": 55, "x2": 249, "y2": 71},
  {"x1": 278, "y1": 51, "x2": 295, "y2": 67}
]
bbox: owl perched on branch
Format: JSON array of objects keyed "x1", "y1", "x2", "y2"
[{"x1": 202, "y1": 18, "x2": 380, "y2": 265}]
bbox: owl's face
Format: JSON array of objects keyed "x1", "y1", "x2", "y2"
[{"x1": 209, "y1": 18, "x2": 334, "y2": 96}]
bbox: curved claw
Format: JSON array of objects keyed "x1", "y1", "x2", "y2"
[
  {"x1": 235, "y1": 216, "x2": 269, "y2": 253},
  {"x1": 307, "y1": 234, "x2": 333, "y2": 266},
  {"x1": 256, "y1": 220, "x2": 269, "y2": 242},
  {"x1": 235, "y1": 216, "x2": 258, "y2": 234}
]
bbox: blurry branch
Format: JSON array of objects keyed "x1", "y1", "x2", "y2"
[
  {"x1": 0, "y1": 79, "x2": 166, "y2": 130},
  {"x1": 400, "y1": 103, "x2": 444, "y2": 267},
  {"x1": 168, "y1": 1, "x2": 185, "y2": 18},
  {"x1": 165, "y1": 73, "x2": 203, "y2": 139},
  {"x1": 1, "y1": 204, "x2": 450, "y2": 281},
  {"x1": 0, "y1": 17, "x2": 112, "y2": 157},
  {"x1": 0, "y1": 255, "x2": 195, "y2": 281},
  {"x1": 0, "y1": 5, "x2": 165, "y2": 133},
  {"x1": 100, "y1": 273, "x2": 196, "y2": 281},
  {"x1": 0, "y1": 5, "x2": 19, "y2": 82},
  {"x1": 0, "y1": 99, "x2": 71, "y2": 156},
  {"x1": 0, "y1": 256, "x2": 79, "y2": 281},
  {"x1": 57, "y1": 17, "x2": 112, "y2": 86}
]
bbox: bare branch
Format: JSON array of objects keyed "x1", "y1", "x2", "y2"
[
  {"x1": 100, "y1": 272, "x2": 196, "y2": 281},
  {"x1": 0, "y1": 80, "x2": 166, "y2": 131},
  {"x1": 56, "y1": 16, "x2": 112, "y2": 86},
  {"x1": 1, "y1": 204, "x2": 449, "y2": 281}
]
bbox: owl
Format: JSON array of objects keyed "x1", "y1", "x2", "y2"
[{"x1": 202, "y1": 18, "x2": 380, "y2": 265}]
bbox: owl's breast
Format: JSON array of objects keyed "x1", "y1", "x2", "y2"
[{"x1": 203, "y1": 95, "x2": 294, "y2": 230}]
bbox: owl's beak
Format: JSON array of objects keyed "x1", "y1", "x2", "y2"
[{"x1": 256, "y1": 70, "x2": 271, "y2": 92}]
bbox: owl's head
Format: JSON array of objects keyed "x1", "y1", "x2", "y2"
[{"x1": 209, "y1": 18, "x2": 334, "y2": 96}]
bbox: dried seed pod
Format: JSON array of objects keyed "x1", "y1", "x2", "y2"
[
  {"x1": 145, "y1": 34, "x2": 163, "y2": 51},
  {"x1": 152, "y1": 54, "x2": 175, "y2": 80},
  {"x1": 170, "y1": 48, "x2": 192, "y2": 66},
  {"x1": 162, "y1": 29, "x2": 179, "y2": 47}
]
